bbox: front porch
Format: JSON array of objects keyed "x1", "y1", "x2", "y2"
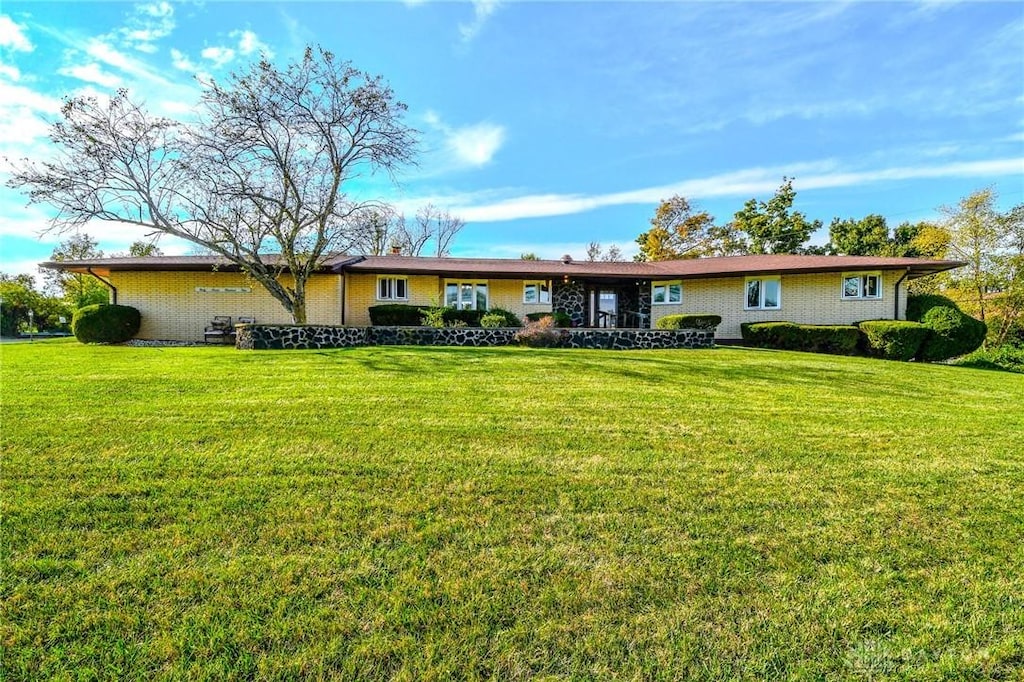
[{"x1": 551, "y1": 278, "x2": 653, "y2": 329}]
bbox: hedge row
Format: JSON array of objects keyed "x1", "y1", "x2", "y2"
[
  {"x1": 740, "y1": 295, "x2": 986, "y2": 362},
  {"x1": 368, "y1": 304, "x2": 522, "y2": 327},
  {"x1": 655, "y1": 314, "x2": 722, "y2": 331}
]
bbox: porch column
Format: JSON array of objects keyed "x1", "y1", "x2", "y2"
[{"x1": 552, "y1": 279, "x2": 586, "y2": 327}]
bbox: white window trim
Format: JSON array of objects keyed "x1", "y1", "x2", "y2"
[
  {"x1": 841, "y1": 272, "x2": 883, "y2": 300},
  {"x1": 523, "y1": 280, "x2": 551, "y2": 305},
  {"x1": 376, "y1": 275, "x2": 409, "y2": 301},
  {"x1": 744, "y1": 276, "x2": 782, "y2": 310},
  {"x1": 651, "y1": 280, "x2": 683, "y2": 305},
  {"x1": 445, "y1": 279, "x2": 489, "y2": 310}
]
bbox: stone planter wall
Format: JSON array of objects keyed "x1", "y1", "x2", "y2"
[{"x1": 236, "y1": 325, "x2": 715, "y2": 351}]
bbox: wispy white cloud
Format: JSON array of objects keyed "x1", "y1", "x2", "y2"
[
  {"x1": 120, "y1": 1, "x2": 175, "y2": 53},
  {"x1": 83, "y1": 38, "x2": 176, "y2": 86},
  {"x1": 232, "y1": 29, "x2": 273, "y2": 58},
  {"x1": 0, "y1": 14, "x2": 33, "y2": 52},
  {"x1": 432, "y1": 157, "x2": 1024, "y2": 223},
  {"x1": 424, "y1": 110, "x2": 506, "y2": 168},
  {"x1": 459, "y1": 0, "x2": 500, "y2": 43},
  {"x1": 200, "y1": 45, "x2": 235, "y2": 67},
  {"x1": 58, "y1": 62, "x2": 123, "y2": 88}
]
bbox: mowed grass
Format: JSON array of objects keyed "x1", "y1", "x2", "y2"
[{"x1": 2, "y1": 341, "x2": 1023, "y2": 681}]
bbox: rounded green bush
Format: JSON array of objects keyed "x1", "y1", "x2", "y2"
[
  {"x1": 918, "y1": 305, "x2": 986, "y2": 361},
  {"x1": 72, "y1": 304, "x2": 141, "y2": 343},
  {"x1": 656, "y1": 314, "x2": 722, "y2": 330},
  {"x1": 857, "y1": 320, "x2": 930, "y2": 361},
  {"x1": 906, "y1": 294, "x2": 960, "y2": 323},
  {"x1": 485, "y1": 307, "x2": 522, "y2": 327},
  {"x1": 480, "y1": 313, "x2": 506, "y2": 328}
]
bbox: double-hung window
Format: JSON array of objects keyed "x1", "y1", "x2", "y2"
[
  {"x1": 745, "y1": 276, "x2": 781, "y2": 310},
  {"x1": 842, "y1": 273, "x2": 882, "y2": 300},
  {"x1": 523, "y1": 280, "x2": 551, "y2": 304},
  {"x1": 445, "y1": 280, "x2": 488, "y2": 310},
  {"x1": 377, "y1": 276, "x2": 408, "y2": 301},
  {"x1": 652, "y1": 280, "x2": 683, "y2": 305}
]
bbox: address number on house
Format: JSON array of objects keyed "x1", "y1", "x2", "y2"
[{"x1": 195, "y1": 286, "x2": 252, "y2": 293}]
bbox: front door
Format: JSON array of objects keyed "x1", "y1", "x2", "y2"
[{"x1": 596, "y1": 289, "x2": 617, "y2": 327}]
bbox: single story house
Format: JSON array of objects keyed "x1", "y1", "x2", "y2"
[{"x1": 43, "y1": 253, "x2": 962, "y2": 342}]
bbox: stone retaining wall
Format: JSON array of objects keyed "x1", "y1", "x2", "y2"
[{"x1": 236, "y1": 325, "x2": 714, "y2": 351}]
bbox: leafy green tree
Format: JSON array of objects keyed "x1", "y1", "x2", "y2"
[
  {"x1": 732, "y1": 178, "x2": 821, "y2": 254},
  {"x1": 828, "y1": 214, "x2": 889, "y2": 256},
  {"x1": 127, "y1": 241, "x2": 163, "y2": 257},
  {"x1": 883, "y1": 221, "x2": 949, "y2": 258},
  {"x1": 0, "y1": 273, "x2": 72, "y2": 336},
  {"x1": 520, "y1": 252, "x2": 539, "y2": 260},
  {"x1": 941, "y1": 189, "x2": 1006, "y2": 321},
  {"x1": 41, "y1": 233, "x2": 110, "y2": 308}
]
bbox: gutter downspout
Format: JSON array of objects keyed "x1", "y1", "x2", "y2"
[
  {"x1": 893, "y1": 268, "x2": 911, "y2": 320},
  {"x1": 86, "y1": 268, "x2": 117, "y2": 304}
]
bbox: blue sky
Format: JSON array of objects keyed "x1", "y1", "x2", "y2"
[{"x1": 1, "y1": 1, "x2": 1022, "y2": 276}]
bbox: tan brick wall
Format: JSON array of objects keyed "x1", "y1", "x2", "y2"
[
  {"x1": 111, "y1": 271, "x2": 342, "y2": 341},
  {"x1": 650, "y1": 272, "x2": 906, "y2": 339},
  {"x1": 344, "y1": 274, "x2": 443, "y2": 325},
  {"x1": 344, "y1": 274, "x2": 552, "y2": 325}
]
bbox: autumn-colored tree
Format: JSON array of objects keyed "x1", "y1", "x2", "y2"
[{"x1": 635, "y1": 195, "x2": 742, "y2": 261}]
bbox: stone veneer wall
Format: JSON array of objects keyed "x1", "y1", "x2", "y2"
[
  {"x1": 237, "y1": 325, "x2": 714, "y2": 351},
  {"x1": 551, "y1": 280, "x2": 586, "y2": 327}
]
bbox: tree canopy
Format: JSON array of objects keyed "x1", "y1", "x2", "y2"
[
  {"x1": 8, "y1": 46, "x2": 418, "y2": 323},
  {"x1": 635, "y1": 195, "x2": 745, "y2": 261},
  {"x1": 732, "y1": 178, "x2": 821, "y2": 254}
]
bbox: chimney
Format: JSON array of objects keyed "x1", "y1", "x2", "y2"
[
  {"x1": 390, "y1": 244, "x2": 402, "y2": 256},
  {"x1": 561, "y1": 254, "x2": 573, "y2": 264}
]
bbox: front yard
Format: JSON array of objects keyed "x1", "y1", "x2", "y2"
[{"x1": 2, "y1": 341, "x2": 1022, "y2": 679}]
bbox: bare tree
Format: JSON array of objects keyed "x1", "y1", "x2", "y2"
[
  {"x1": 413, "y1": 203, "x2": 464, "y2": 257},
  {"x1": 8, "y1": 47, "x2": 417, "y2": 323}
]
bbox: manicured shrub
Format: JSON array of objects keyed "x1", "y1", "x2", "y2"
[
  {"x1": 72, "y1": 304, "x2": 141, "y2": 343},
  {"x1": 918, "y1": 305, "x2": 987, "y2": 361},
  {"x1": 656, "y1": 314, "x2": 722, "y2": 331},
  {"x1": 906, "y1": 294, "x2": 960, "y2": 323},
  {"x1": 480, "y1": 313, "x2": 506, "y2": 328},
  {"x1": 514, "y1": 316, "x2": 567, "y2": 348},
  {"x1": 485, "y1": 307, "x2": 522, "y2": 327},
  {"x1": 369, "y1": 304, "x2": 424, "y2": 326},
  {"x1": 525, "y1": 311, "x2": 572, "y2": 327},
  {"x1": 442, "y1": 308, "x2": 484, "y2": 327},
  {"x1": 857, "y1": 320, "x2": 931, "y2": 361},
  {"x1": 741, "y1": 321, "x2": 860, "y2": 355}
]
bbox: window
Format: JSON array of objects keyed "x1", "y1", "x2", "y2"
[
  {"x1": 842, "y1": 273, "x2": 882, "y2": 300},
  {"x1": 445, "y1": 280, "x2": 488, "y2": 310},
  {"x1": 523, "y1": 280, "x2": 551, "y2": 304},
  {"x1": 377, "y1": 276, "x2": 408, "y2": 301},
  {"x1": 745, "y1": 277, "x2": 781, "y2": 310},
  {"x1": 652, "y1": 280, "x2": 682, "y2": 305}
]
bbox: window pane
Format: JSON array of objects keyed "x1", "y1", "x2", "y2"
[
  {"x1": 395, "y1": 279, "x2": 407, "y2": 299},
  {"x1": 669, "y1": 284, "x2": 682, "y2": 303},
  {"x1": 746, "y1": 280, "x2": 761, "y2": 308},
  {"x1": 653, "y1": 285, "x2": 666, "y2": 304},
  {"x1": 539, "y1": 282, "x2": 550, "y2": 304},
  {"x1": 864, "y1": 275, "x2": 878, "y2": 298},
  {"x1": 461, "y1": 283, "x2": 473, "y2": 309},
  {"x1": 476, "y1": 283, "x2": 488, "y2": 310},
  {"x1": 379, "y1": 279, "x2": 389, "y2": 299},
  {"x1": 763, "y1": 280, "x2": 780, "y2": 308},
  {"x1": 843, "y1": 276, "x2": 860, "y2": 298},
  {"x1": 524, "y1": 283, "x2": 537, "y2": 303},
  {"x1": 445, "y1": 283, "x2": 458, "y2": 307}
]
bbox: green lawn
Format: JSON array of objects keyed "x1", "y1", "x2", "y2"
[{"x1": 2, "y1": 341, "x2": 1023, "y2": 680}]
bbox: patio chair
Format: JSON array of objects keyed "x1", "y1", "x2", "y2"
[
  {"x1": 236, "y1": 316, "x2": 256, "y2": 325},
  {"x1": 203, "y1": 316, "x2": 233, "y2": 344}
]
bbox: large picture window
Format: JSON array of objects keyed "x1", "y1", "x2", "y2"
[
  {"x1": 652, "y1": 280, "x2": 682, "y2": 305},
  {"x1": 377, "y1": 276, "x2": 408, "y2": 301},
  {"x1": 523, "y1": 280, "x2": 551, "y2": 304},
  {"x1": 745, "y1": 277, "x2": 781, "y2": 310},
  {"x1": 842, "y1": 273, "x2": 882, "y2": 300},
  {"x1": 445, "y1": 280, "x2": 488, "y2": 310}
]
